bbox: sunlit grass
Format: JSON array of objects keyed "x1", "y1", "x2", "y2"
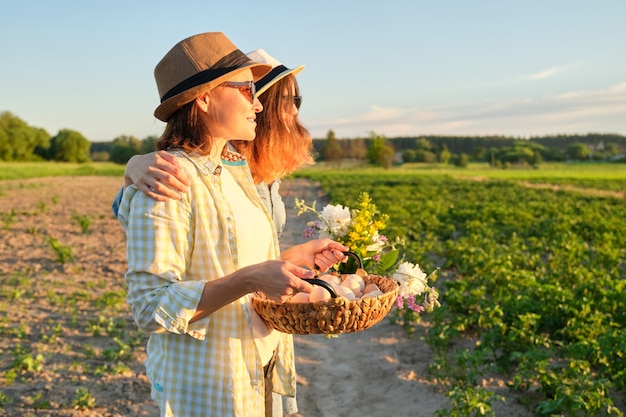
[
  {"x1": 0, "y1": 162, "x2": 125, "y2": 180},
  {"x1": 297, "y1": 161, "x2": 626, "y2": 180},
  {"x1": 2, "y1": 160, "x2": 625, "y2": 182}
]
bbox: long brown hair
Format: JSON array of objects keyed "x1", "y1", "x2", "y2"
[
  {"x1": 232, "y1": 74, "x2": 314, "y2": 184},
  {"x1": 156, "y1": 99, "x2": 214, "y2": 155}
]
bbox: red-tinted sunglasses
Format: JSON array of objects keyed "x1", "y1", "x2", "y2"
[
  {"x1": 221, "y1": 81, "x2": 257, "y2": 104},
  {"x1": 294, "y1": 95, "x2": 302, "y2": 110}
]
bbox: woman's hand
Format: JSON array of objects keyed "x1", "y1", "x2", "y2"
[
  {"x1": 281, "y1": 239, "x2": 349, "y2": 272},
  {"x1": 241, "y1": 260, "x2": 315, "y2": 303},
  {"x1": 125, "y1": 151, "x2": 190, "y2": 202}
]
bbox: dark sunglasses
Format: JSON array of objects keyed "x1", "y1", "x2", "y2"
[
  {"x1": 221, "y1": 81, "x2": 256, "y2": 104},
  {"x1": 294, "y1": 95, "x2": 302, "y2": 110}
]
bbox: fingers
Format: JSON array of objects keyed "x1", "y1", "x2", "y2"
[
  {"x1": 146, "y1": 172, "x2": 186, "y2": 200},
  {"x1": 261, "y1": 263, "x2": 314, "y2": 303},
  {"x1": 134, "y1": 152, "x2": 190, "y2": 201},
  {"x1": 325, "y1": 240, "x2": 350, "y2": 253},
  {"x1": 142, "y1": 180, "x2": 176, "y2": 202},
  {"x1": 154, "y1": 152, "x2": 190, "y2": 187},
  {"x1": 314, "y1": 247, "x2": 347, "y2": 272}
]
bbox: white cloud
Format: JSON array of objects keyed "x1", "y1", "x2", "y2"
[
  {"x1": 308, "y1": 82, "x2": 626, "y2": 138},
  {"x1": 528, "y1": 66, "x2": 562, "y2": 80}
]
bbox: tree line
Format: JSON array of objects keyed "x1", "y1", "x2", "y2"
[
  {"x1": 316, "y1": 131, "x2": 626, "y2": 168},
  {"x1": 2, "y1": 111, "x2": 625, "y2": 167},
  {"x1": 0, "y1": 111, "x2": 157, "y2": 164}
]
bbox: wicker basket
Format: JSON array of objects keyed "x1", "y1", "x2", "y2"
[{"x1": 251, "y1": 274, "x2": 399, "y2": 335}]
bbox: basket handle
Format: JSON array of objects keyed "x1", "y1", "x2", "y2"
[
  {"x1": 302, "y1": 278, "x2": 338, "y2": 298},
  {"x1": 341, "y1": 251, "x2": 364, "y2": 269},
  {"x1": 314, "y1": 250, "x2": 363, "y2": 273}
]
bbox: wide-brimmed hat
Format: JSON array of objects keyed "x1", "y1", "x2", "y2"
[
  {"x1": 246, "y1": 49, "x2": 304, "y2": 96},
  {"x1": 154, "y1": 32, "x2": 272, "y2": 122}
]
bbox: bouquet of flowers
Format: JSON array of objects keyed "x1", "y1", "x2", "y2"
[{"x1": 295, "y1": 192, "x2": 440, "y2": 336}]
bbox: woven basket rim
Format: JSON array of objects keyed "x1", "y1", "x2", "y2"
[{"x1": 251, "y1": 274, "x2": 399, "y2": 335}]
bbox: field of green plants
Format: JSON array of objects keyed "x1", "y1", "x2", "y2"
[
  {"x1": 294, "y1": 163, "x2": 626, "y2": 416},
  {"x1": 1, "y1": 161, "x2": 624, "y2": 416}
]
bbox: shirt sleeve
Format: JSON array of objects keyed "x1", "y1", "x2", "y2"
[
  {"x1": 118, "y1": 186, "x2": 211, "y2": 340},
  {"x1": 269, "y1": 181, "x2": 286, "y2": 238},
  {"x1": 111, "y1": 186, "x2": 124, "y2": 218}
]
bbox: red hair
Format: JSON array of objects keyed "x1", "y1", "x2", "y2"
[{"x1": 232, "y1": 74, "x2": 314, "y2": 184}]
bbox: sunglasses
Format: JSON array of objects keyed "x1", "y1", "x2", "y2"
[
  {"x1": 294, "y1": 95, "x2": 303, "y2": 110},
  {"x1": 221, "y1": 81, "x2": 256, "y2": 104}
]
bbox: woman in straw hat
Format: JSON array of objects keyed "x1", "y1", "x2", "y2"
[
  {"x1": 114, "y1": 48, "x2": 315, "y2": 417},
  {"x1": 113, "y1": 49, "x2": 312, "y2": 242},
  {"x1": 116, "y1": 32, "x2": 347, "y2": 417}
]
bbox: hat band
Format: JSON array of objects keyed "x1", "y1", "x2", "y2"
[
  {"x1": 255, "y1": 65, "x2": 288, "y2": 93},
  {"x1": 160, "y1": 49, "x2": 251, "y2": 103}
]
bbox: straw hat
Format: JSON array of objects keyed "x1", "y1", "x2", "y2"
[
  {"x1": 154, "y1": 32, "x2": 272, "y2": 122},
  {"x1": 246, "y1": 49, "x2": 304, "y2": 96}
]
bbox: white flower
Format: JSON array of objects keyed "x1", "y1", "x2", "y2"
[
  {"x1": 319, "y1": 204, "x2": 351, "y2": 238},
  {"x1": 365, "y1": 232, "x2": 386, "y2": 253},
  {"x1": 393, "y1": 261, "x2": 428, "y2": 298}
]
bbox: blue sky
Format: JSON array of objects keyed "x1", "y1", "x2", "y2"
[{"x1": 1, "y1": 1, "x2": 625, "y2": 142}]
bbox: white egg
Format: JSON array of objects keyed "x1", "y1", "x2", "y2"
[
  {"x1": 362, "y1": 290, "x2": 384, "y2": 299},
  {"x1": 355, "y1": 268, "x2": 368, "y2": 278},
  {"x1": 309, "y1": 285, "x2": 332, "y2": 303},
  {"x1": 341, "y1": 275, "x2": 365, "y2": 296},
  {"x1": 288, "y1": 292, "x2": 310, "y2": 303},
  {"x1": 334, "y1": 285, "x2": 357, "y2": 301},
  {"x1": 344, "y1": 274, "x2": 365, "y2": 292},
  {"x1": 363, "y1": 283, "x2": 381, "y2": 294},
  {"x1": 319, "y1": 274, "x2": 341, "y2": 286}
]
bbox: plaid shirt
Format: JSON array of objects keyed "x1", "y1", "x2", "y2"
[{"x1": 118, "y1": 150, "x2": 296, "y2": 417}]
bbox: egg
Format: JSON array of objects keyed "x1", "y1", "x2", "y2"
[
  {"x1": 288, "y1": 292, "x2": 310, "y2": 303},
  {"x1": 309, "y1": 285, "x2": 332, "y2": 303},
  {"x1": 362, "y1": 290, "x2": 384, "y2": 299},
  {"x1": 363, "y1": 283, "x2": 381, "y2": 294},
  {"x1": 319, "y1": 274, "x2": 341, "y2": 286},
  {"x1": 341, "y1": 274, "x2": 365, "y2": 296},
  {"x1": 334, "y1": 285, "x2": 357, "y2": 301},
  {"x1": 355, "y1": 268, "x2": 368, "y2": 278},
  {"x1": 347, "y1": 274, "x2": 366, "y2": 291}
]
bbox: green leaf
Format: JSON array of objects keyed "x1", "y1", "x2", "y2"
[{"x1": 378, "y1": 249, "x2": 399, "y2": 272}]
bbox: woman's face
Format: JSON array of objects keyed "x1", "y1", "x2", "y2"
[{"x1": 203, "y1": 69, "x2": 263, "y2": 142}]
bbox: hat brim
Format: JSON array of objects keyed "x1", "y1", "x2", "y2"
[
  {"x1": 256, "y1": 64, "x2": 305, "y2": 96},
  {"x1": 154, "y1": 62, "x2": 272, "y2": 122}
]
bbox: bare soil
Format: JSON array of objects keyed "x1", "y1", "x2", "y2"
[{"x1": 0, "y1": 176, "x2": 533, "y2": 417}]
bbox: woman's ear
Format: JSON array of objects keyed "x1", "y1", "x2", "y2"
[{"x1": 196, "y1": 95, "x2": 210, "y2": 112}]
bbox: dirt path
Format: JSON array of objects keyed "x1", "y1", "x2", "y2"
[
  {"x1": 278, "y1": 179, "x2": 530, "y2": 417},
  {"x1": 0, "y1": 176, "x2": 532, "y2": 416}
]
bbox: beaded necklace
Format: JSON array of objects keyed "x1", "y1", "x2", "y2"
[{"x1": 221, "y1": 148, "x2": 246, "y2": 162}]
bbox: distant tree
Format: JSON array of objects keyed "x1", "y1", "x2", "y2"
[
  {"x1": 48, "y1": 129, "x2": 91, "y2": 162},
  {"x1": 494, "y1": 141, "x2": 544, "y2": 167},
  {"x1": 322, "y1": 130, "x2": 342, "y2": 165},
  {"x1": 0, "y1": 111, "x2": 50, "y2": 161},
  {"x1": 415, "y1": 149, "x2": 437, "y2": 163},
  {"x1": 604, "y1": 143, "x2": 619, "y2": 158},
  {"x1": 91, "y1": 151, "x2": 110, "y2": 162},
  {"x1": 451, "y1": 153, "x2": 469, "y2": 167},
  {"x1": 367, "y1": 131, "x2": 394, "y2": 168},
  {"x1": 347, "y1": 138, "x2": 367, "y2": 161},
  {"x1": 415, "y1": 137, "x2": 432, "y2": 151},
  {"x1": 141, "y1": 135, "x2": 159, "y2": 153},
  {"x1": 473, "y1": 146, "x2": 487, "y2": 162},
  {"x1": 438, "y1": 144, "x2": 451, "y2": 164},
  {"x1": 566, "y1": 142, "x2": 590, "y2": 161},
  {"x1": 402, "y1": 149, "x2": 418, "y2": 162},
  {"x1": 109, "y1": 135, "x2": 142, "y2": 164}
]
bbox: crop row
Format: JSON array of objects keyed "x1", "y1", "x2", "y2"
[{"x1": 297, "y1": 170, "x2": 625, "y2": 416}]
